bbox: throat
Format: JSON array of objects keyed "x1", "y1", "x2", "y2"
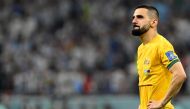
[{"x1": 141, "y1": 33, "x2": 158, "y2": 45}]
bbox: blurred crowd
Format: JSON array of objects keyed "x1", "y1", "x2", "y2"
[{"x1": 0, "y1": 0, "x2": 190, "y2": 97}]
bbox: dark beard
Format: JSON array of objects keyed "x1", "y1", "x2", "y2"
[{"x1": 132, "y1": 24, "x2": 150, "y2": 36}]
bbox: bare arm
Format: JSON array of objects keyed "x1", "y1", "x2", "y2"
[
  {"x1": 148, "y1": 62, "x2": 186, "y2": 109},
  {"x1": 161, "y1": 62, "x2": 186, "y2": 106}
]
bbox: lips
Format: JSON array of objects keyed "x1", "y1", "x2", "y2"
[{"x1": 133, "y1": 25, "x2": 140, "y2": 29}]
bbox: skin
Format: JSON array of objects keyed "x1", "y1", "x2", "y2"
[
  {"x1": 132, "y1": 8, "x2": 187, "y2": 109},
  {"x1": 132, "y1": 8, "x2": 158, "y2": 44}
]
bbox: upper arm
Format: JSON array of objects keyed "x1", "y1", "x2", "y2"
[
  {"x1": 159, "y1": 42, "x2": 186, "y2": 79},
  {"x1": 159, "y1": 42, "x2": 179, "y2": 69},
  {"x1": 169, "y1": 62, "x2": 186, "y2": 79}
]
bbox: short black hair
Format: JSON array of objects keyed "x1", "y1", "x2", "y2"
[{"x1": 135, "y1": 5, "x2": 159, "y2": 19}]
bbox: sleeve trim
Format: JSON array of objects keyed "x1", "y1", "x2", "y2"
[{"x1": 167, "y1": 59, "x2": 180, "y2": 69}]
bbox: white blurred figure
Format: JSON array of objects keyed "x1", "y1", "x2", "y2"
[{"x1": 110, "y1": 69, "x2": 127, "y2": 93}]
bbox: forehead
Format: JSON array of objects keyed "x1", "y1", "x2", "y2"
[{"x1": 133, "y1": 8, "x2": 148, "y2": 16}]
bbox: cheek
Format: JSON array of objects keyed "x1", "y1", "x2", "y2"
[
  {"x1": 142, "y1": 21, "x2": 150, "y2": 27},
  {"x1": 139, "y1": 21, "x2": 146, "y2": 26}
]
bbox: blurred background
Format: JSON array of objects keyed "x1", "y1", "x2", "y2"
[{"x1": 0, "y1": 0, "x2": 190, "y2": 109}]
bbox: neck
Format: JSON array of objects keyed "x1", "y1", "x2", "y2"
[{"x1": 140, "y1": 29, "x2": 158, "y2": 44}]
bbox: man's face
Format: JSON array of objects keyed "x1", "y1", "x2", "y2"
[{"x1": 131, "y1": 8, "x2": 151, "y2": 36}]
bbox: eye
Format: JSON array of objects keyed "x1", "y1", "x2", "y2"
[
  {"x1": 132, "y1": 16, "x2": 135, "y2": 20},
  {"x1": 137, "y1": 15, "x2": 144, "y2": 19}
]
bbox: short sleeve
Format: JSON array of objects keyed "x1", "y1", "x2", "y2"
[{"x1": 159, "y1": 42, "x2": 180, "y2": 70}]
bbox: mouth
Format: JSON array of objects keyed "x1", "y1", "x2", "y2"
[{"x1": 133, "y1": 25, "x2": 140, "y2": 29}]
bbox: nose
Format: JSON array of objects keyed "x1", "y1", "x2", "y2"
[{"x1": 132, "y1": 17, "x2": 137, "y2": 24}]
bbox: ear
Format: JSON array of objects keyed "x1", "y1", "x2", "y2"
[{"x1": 150, "y1": 19, "x2": 158, "y2": 27}]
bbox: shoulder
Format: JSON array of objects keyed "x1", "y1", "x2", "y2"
[{"x1": 156, "y1": 34, "x2": 173, "y2": 48}]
